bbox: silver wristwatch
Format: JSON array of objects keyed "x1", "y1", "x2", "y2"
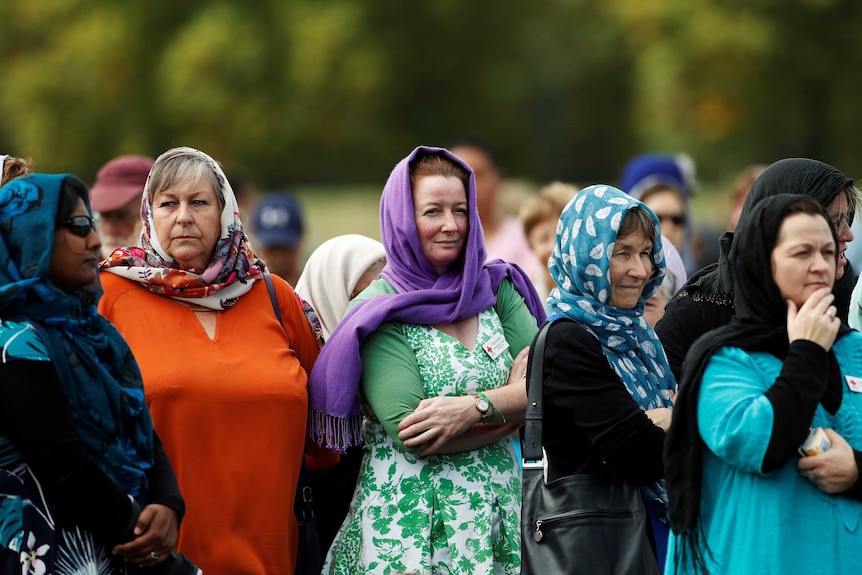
[{"x1": 472, "y1": 393, "x2": 490, "y2": 422}]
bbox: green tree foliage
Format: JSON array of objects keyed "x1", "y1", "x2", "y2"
[
  {"x1": 601, "y1": 0, "x2": 862, "y2": 181},
  {"x1": 2, "y1": 0, "x2": 861, "y2": 188}
]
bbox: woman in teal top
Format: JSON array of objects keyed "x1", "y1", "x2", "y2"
[
  {"x1": 312, "y1": 147, "x2": 545, "y2": 574},
  {"x1": 665, "y1": 194, "x2": 862, "y2": 574}
]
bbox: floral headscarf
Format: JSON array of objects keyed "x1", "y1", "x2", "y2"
[{"x1": 100, "y1": 147, "x2": 263, "y2": 310}]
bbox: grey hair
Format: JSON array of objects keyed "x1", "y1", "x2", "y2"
[{"x1": 148, "y1": 149, "x2": 226, "y2": 210}]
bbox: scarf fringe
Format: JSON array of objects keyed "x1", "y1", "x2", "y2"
[{"x1": 308, "y1": 408, "x2": 363, "y2": 454}]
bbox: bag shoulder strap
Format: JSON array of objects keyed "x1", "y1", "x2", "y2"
[
  {"x1": 261, "y1": 269, "x2": 315, "y2": 526},
  {"x1": 522, "y1": 318, "x2": 556, "y2": 462},
  {"x1": 262, "y1": 268, "x2": 284, "y2": 325}
]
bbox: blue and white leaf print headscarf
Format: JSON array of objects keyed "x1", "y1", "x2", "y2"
[{"x1": 548, "y1": 184, "x2": 676, "y2": 409}]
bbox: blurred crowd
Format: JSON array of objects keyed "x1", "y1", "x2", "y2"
[{"x1": 1, "y1": 141, "x2": 861, "y2": 575}]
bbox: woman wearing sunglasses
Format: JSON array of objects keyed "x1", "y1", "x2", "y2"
[
  {"x1": 620, "y1": 153, "x2": 698, "y2": 275},
  {"x1": 0, "y1": 174, "x2": 199, "y2": 573}
]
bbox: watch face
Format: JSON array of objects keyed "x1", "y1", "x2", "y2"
[{"x1": 476, "y1": 398, "x2": 490, "y2": 412}]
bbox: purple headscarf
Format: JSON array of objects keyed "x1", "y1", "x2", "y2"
[{"x1": 308, "y1": 146, "x2": 546, "y2": 451}]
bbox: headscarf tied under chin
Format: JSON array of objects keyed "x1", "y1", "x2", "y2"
[
  {"x1": 548, "y1": 184, "x2": 676, "y2": 409},
  {"x1": 665, "y1": 194, "x2": 849, "y2": 573},
  {"x1": 0, "y1": 174, "x2": 154, "y2": 497},
  {"x1": 100, "y1": 146, "x2": 264, "y2": 310},
  {"x1": 308, "y1": 146, "x2": 546, "y2": 451}
]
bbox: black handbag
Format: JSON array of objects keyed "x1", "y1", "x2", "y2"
[
  {"x1": 521, "y1": 320, "x2": 659, "y2": 575},
  {"x1": 262, "y1": 270, "x2": 324, "y2": 575}
]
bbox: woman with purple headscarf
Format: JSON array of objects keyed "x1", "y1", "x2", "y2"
[{"x1": 312, "y1": 146, "x2": 545, "y2": 574}]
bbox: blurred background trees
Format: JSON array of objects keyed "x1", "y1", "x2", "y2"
[{"x1": 2, "y1": 0, "x2": 861, "y2": 198}]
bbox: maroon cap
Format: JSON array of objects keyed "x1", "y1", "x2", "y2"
[{"x1": 89, "y1": 155, "x2": 154, "y2": 213}]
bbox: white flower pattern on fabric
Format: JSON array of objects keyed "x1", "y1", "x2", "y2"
[
  {"x1": 20, "y1": 532, "x2": 48, "y2": 575},
  {"x1": 1, "y1": 460, "x2": 133, "y2": 574}
]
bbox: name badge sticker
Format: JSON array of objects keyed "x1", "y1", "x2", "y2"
[
  {"x1": 846, "y1": 375, "x2": 862, "y2": 393},
  {"x1": 483, "y1": 332, "x2": 509, "y2": 360}
]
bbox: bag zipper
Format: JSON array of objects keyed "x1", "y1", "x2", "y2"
[{"x1": 534, "y1": 508, "x2": 632, "y2": 542}]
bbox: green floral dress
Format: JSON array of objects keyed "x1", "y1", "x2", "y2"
[{"x1": 323, "y1": 308, "x2": 521, "y2": 575}]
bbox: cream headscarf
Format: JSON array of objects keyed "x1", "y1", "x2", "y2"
[{"x1": 294, "y1": 234, "x2": 386, "y2": 340}]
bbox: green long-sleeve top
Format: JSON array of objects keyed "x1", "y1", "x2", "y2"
[{"x1": 350, "y1": 278, "x2": 539, "y2": 452}]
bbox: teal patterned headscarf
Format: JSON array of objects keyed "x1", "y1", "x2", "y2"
[
  {"x1": 548, "y1": 184, "x2": 676, "y2": 409},
  {"x1": 0, "y1": 174, "x2": 154, "y2": 497}
]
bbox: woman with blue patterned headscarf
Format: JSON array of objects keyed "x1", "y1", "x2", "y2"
[
  {"x1": 537, "y1": 184, "x2": 676, "y2": 573},
  {"x1": 0, "y1": 174, "x2": 198, "y2": 573}
]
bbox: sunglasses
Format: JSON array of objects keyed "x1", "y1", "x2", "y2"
[
  {"x1": 656, "y1": 213, "x2": 686, "y2": 226},
  {"x1": 59, "y1": 215, "x2": 97, "y2": 238}
]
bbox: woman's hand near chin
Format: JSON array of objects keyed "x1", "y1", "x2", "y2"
[{"x1": 786, "y1": 287, "x2": 840, "y2": 351}]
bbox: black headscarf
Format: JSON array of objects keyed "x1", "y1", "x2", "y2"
[
  {"x1": 676, "y1": 158, "x2": 855, "y2": 316},
  {"x1": 665, "y1": 193, "x2": 851, "y2": 573}
]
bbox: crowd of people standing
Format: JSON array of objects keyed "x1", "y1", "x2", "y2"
[{"x1": 0, "y1": 144, "x2": 861, "y2": 575}]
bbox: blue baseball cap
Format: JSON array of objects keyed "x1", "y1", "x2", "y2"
[
  {"x1": 252, "y1": 192, "x2": 304, "y2": 248},
  {"x1": 620, "y1": 153, "x2": 697, "y2": 201}
]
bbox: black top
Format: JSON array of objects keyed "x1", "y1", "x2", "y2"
[
  {"x1": 0, "y1": 360, "x2": 184, "y2": 547},
  {"x1": 539, "y1": 319, "x2": 665, "y2": 483},
  {"x1": 656, "y1": 265, "x2": 855, "y2": 383},
  {"x1": 655, "y1": 281, "x2": 734, "y2": 382}
]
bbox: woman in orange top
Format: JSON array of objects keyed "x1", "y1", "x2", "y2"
[{"x1": 99, "y1": 147, "x2": 324, "y2": 574}]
